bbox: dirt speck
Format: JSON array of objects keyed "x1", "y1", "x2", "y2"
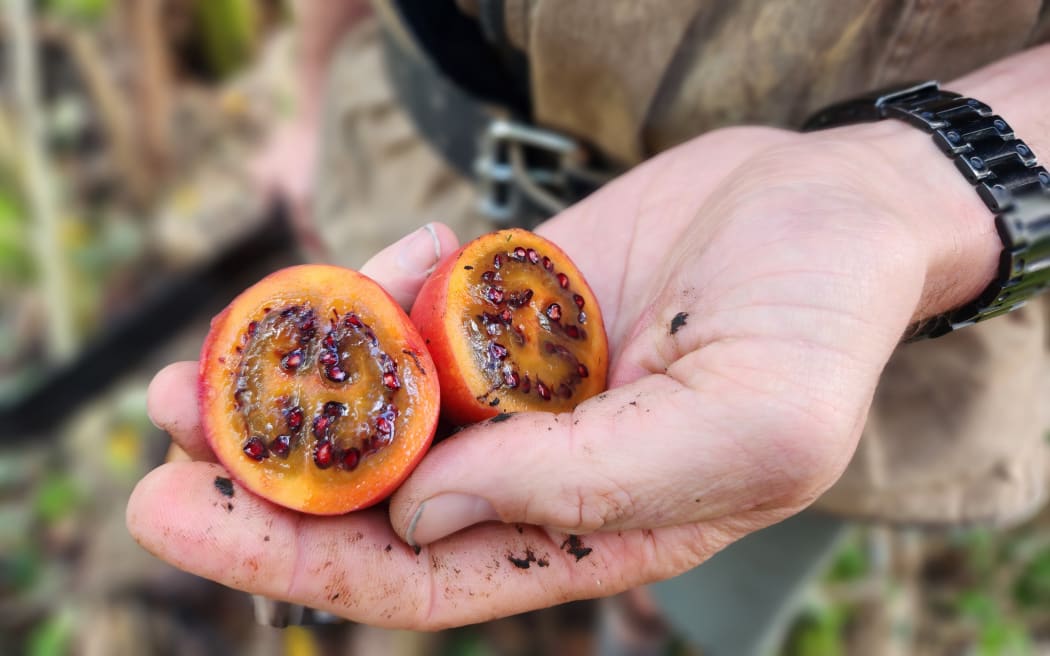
[
  {"x1": 385, "y1": 544, "x2": 393, "y2": 552},
  {"x1": 537, "y1": 558, "x2": 549, "y2": 567},
  {"x1": 489, "y1": 397, "x2": 500, "y2": 407},
  {"x1": 264, "y1": 535, "x2": 270, "y2": 542},
  {"x1": 225, "y1": 502, "x2": 234, "y2": 512},
  {"x1": 214, "y1": 477, "x2": 234, "y2": 498},
  {"x1": 331, "y1": 593, "x2": 340, "y2": 601},
  {"x1": 412, "y1": 544, "x2": 422, "y2": 556},
  {"x1": 561, "y1": 535, "x2": 593, "y2": 562},
  {"x1": 464, "y1": 265, "x2": 474, "y2": 270},
  {"x1": 629, "y1": 401, "x2": 637, "y2": 407},
  {"x1": 508, "y1": 548, "x2": 537, "y2": 570},
  {"x1": 490, "y1": 412, "x2": 513, "y2": 423},
  {"x1": 515, "y1": 524, "x2": 524, "y2": 534},
  {"x1": 670, "y1": 312, "x2": 689, "y2": 335}
]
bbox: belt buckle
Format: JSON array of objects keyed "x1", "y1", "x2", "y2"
[{"x1": 474, "y1": 119, "x2": 588, "y2": 224}]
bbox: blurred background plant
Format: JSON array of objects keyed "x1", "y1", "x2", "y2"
[{"x1": 1, "y1": 1, "x2": 1048, "y2": 654}]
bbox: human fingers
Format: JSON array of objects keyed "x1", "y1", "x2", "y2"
[
  {"x1": 147, "y1": 361, "x2": 215, "y2": 462},
  {"x1": 388, "y1": 350, "x2": 859, "y2": 548},
  {"x1": 358, "y1": 222, "x2": 459, "y2": 310},
  {"x1": 126, "y1": 460, "x2": 743, "y2": 629},
  {"x1": 144, "y1": 223, "x2": 459, "y2": 462}
]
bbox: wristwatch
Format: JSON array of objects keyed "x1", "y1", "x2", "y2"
[{"x1": 803, "y1": 81, "x2": 1050, "y2": 340}]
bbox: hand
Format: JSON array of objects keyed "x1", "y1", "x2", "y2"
[{"x1": 127, "y1": 124, "x2": 987, "y2": 627}]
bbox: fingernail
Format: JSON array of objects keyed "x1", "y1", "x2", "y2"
[
  {"x1": 405, "y1": 493, "x2": 499, "y2": 547},
  {"x1": 396, "y1": 223, "x2": 441, "y2": 276}
]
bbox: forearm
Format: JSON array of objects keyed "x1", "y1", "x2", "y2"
[
  {"x1": 825, "y1": 43, "x2": 1050, "y2": 325},
  {"x1": 289, "y1": 0, "x2": 372, "y2": 120}
]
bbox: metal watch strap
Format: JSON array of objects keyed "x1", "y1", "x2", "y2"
[{"x1": 804, "y1": 81, "x2": 1050, "y2": 339}]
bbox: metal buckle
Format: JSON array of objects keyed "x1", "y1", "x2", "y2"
[{"x1": 475, "y1": 119, "x2": 592, "y2": 224}]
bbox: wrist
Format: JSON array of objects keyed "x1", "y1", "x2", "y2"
[{"x1": 809, "y1": 44, "x2": 1050, "y2": 326}]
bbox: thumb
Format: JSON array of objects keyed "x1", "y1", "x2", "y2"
[{"x1": 389, "y1": 372, "x2": 843, "y2": 547}]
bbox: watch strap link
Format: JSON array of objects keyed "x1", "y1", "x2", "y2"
[{"x1": 805, "y1": 81, "x2": 1050, "y2": 339}]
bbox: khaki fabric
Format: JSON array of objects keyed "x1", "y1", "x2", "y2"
[
  {"x1": 483, "y1": 0, "x2": 1048, "y2": 165},
  {"x1": 312, "y1": 21, "x2": 490, "y2": 270},
  {"x1": 323, "y1": 4, "x2": 1050, "y2": 526}
]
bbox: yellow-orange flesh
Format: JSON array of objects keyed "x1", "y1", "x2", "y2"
[
  {"x1": 200, "y1": 265, "x2": 437, "y2": 515},
  {"x1": 445, "y1": 231, "x2": 607, "y2": 414}
]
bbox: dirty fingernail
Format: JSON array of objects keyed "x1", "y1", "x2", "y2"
[
  {"x1": 396, "y1": 223, "x2": 441, "y2": 276},
  {"x1": 405, "y1": 493, "x2": 499, "y2": 547}
]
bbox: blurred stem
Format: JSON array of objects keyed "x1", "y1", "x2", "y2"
[
  {"x1": 55, "y1": 22, "x2": 150, "y2": 202},
  {"x1": 119, "y1": 0, "x2": 173, "y2": 195},
  {"x1": 5, "y1": 0, "x2": 78, "y2": 360}
]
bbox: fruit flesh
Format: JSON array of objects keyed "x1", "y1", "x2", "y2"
[
  {"x1": 412, "y1": 229, "x2": 608, "y2": 423},
  {"x1": 200, "y1": 265, "x2": 438, "y2": 515}
]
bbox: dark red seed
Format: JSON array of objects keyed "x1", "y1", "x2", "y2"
[
  {"x1": 487, "y1": 287, "x2": 505, "y2": 304},
  {"x1": 542, "y1": 256, "x2": 553, "y2": 271},
  {"x1": 557, "y1": 273, "x2": 569, "y2": 289},
  {"x1": 286, "y1": 406, "x2": 304, "y2": 431},
  {"x1": 500, "y1": 309, "x2": 514, "y2": 323},
  {"x1": 526, "y1": 248, "x2": 539, "y2": 264},
  {"x1": 504, "y1": 371, "x2": 520, "y2": 388},
  {"x1": 270, "y1": 435, "x2": 292, "y2": 458},
  {"x1": 481, "y1": 270, "x2": 495, "y2": 282},
  {"x1": 247, "y1": 321, "x2": 258, "y2": 336},
  {"x1": 577, "y1": 363, "x2": 589, "y2": 378},
  {"x1": 493, "y1": 254, "x2": 503, "y2": 270},
  {"x1": 521, "y1": 375, "x2": 531, "y2": 394},
  {"x1": 319, "y1": 350, "x2": 338, "y2": 366},
  {"x1": 364, "y1": 330, "x2": 378, "y2": 346},
  {"x1": 383, "y1": 371, "x2": 401, "y2": 391},
  {"x1": 323, "y1": 333, "x2": 337, "y2": 349},
  {"x1": 346, "y1": 314, "x2": 363, "y2": 328},
  {"x1": 324, "y1": 401, "x2": 346, "y2": 417},
  {"x1": 573, "y1": 294, "x2": 585, "y2": 309},
  {"x1": 385, "y1": 403, "x2": 399, "y2": 419},
  {"x1": 281, "y1": 349, "x2": 303, "y2": 371},
  {"x1": 564, "y1": 325, "x2": 580, "y2": 339},
  {"x1": 243, "y1": 436, "x2": 268, "y2": 461},
  {"x1": 313, "y1": 415, "x2": 331, "y2": 438},
  {"x1": 545, "y1": 303, "x2": 562, "y2": 321},
  {"x1": 558, "y1": 384, "x2": 572, "y2": 399},
  {"x1": 376, "y1": 417, "x2": 393, "y2": 434},
  {"x1": 486, "y1": 322, "x2": 501, "y2": 336},
  {"x1": 536, "y1": 382, "x2": 551, "y2": 400},
  {"x1": 341, "y1": 447, "x2": 361, "y2": 470},
  {"x1": 327, "y1": 366, "x2": 348, "y2": 382},
  {"x1": 314, "y1": 441, "x2": 334, "y2": 469},
  {"x1": 489, "y1": 343, "x2": 509, "y2": 360},
  {"x1": 545, "y1": 341, "x2": 557, "y2": 354},
  {"x1": 512, "y1": 246, "x2": 527, "y2": 261}
]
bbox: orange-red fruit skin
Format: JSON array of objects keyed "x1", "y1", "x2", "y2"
[
  {"x1": 198, "y1": 264, "x2": 439, "y2": 516},
  {"x1": 411, "y1": 229, "x2": 608, "y2": 424}
]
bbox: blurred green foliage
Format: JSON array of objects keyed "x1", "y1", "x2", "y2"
[
  {"x1": 43, "y1": 0, "x2": 110, "y2": 24},
  {"x1": 0, "y1": 185, "x2": 32, "y2": 282},
  {"x1": 34, "y1": 473, "x2": 82, "y2": 523},
  {"x1": 193, "y1": 0, "x2": 259, "y2": 79},
  {"x1": 1014, "y1": 547, "x2": 1050, "y2": 608},
  {"x1": 27, "y1": 608, "x2": 74, "y2": 656}
]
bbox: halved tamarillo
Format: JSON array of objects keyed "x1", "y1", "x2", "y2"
[
  {"x1": 411, "y1": 229, "x2": 608, "y2": 424},
  {"x1": 199, "y1": 264, "x2": 439, "y2": 515}
]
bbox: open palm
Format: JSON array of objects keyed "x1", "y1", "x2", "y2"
[{"x1": 128, "y1": 125, "x2": 932, "y2": 627}]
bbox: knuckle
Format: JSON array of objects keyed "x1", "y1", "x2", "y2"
[{"x1": 531, "y1": 480, "x2": 637, "y2": 533}]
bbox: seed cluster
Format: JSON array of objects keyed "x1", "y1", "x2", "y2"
[
  {"x1": 471, "y1": 245, "x2": 591, "y2": 405},
  {"x1": 234, "y1": 305, "x2": 404, "y2": 471}
]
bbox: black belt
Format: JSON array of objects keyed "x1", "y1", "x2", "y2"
[{"x1": 380, "y1": 27, "x2": 616, "y2": 227}]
